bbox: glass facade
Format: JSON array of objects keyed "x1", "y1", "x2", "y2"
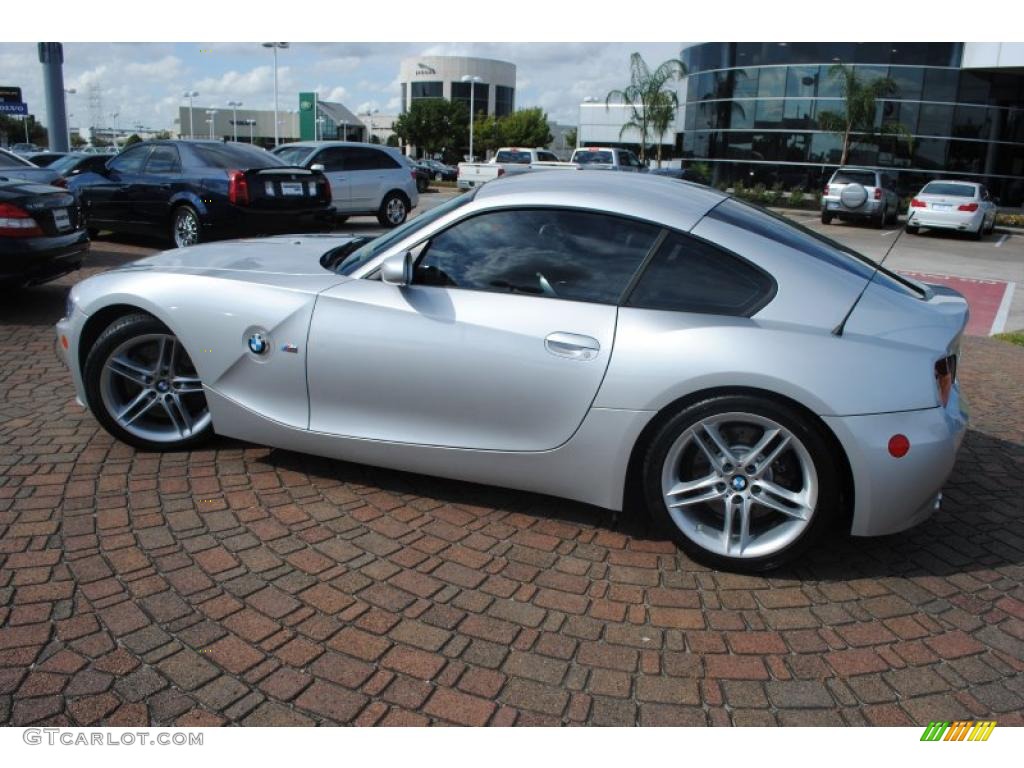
[
  {"x1": 450, "y1": 81, "x2": 489, "y2": 116},
  {"x1": 680, "y1": 43, "x2": 1024, "y2": 204},
  {"x1": 495, "y1": 85, "x2": 515, "y2": 118}
]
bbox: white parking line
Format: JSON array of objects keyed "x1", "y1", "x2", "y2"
[
  {"x1": 994, "y1": 234, "x2": 1009, "y2": 248},
  {"x1": 880, "y1": 230, "x2": 897, "y2": 236},
  {"x1": 991, "y1": 282, "x2": 1016, "y2": 335}
]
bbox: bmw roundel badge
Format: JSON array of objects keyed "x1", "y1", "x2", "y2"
[{"x1": 248, "y1": 333, "x2": 268, "y2": 355}]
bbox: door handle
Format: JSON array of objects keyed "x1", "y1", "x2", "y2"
[{"x1": 545, "y1": 332, "x2": 600, "y2": 361}]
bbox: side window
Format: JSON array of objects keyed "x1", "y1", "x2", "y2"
[
  {"x1": 414, "y1": 208, "x2": 661, "y2": 304},
  {"x1": 536, "y1": 151, "x2": 559, "y2": 162},
  {"x1": 371, "y1": 150, "x2": 400, "y2": 170},
  {"x1": 626, "y1": 232, "x2": 776, "y2": 317},
  {"x1": 617, "y1": 151, "x2": 631, "y2": 166},
  {"x1": 108, "y1": 145, "x2": 151, "y2": 174},
  {"x1": 343, "y1": 148, "x2": 377, "y2": 171},
  {"x1": 313, "y1": 147, "x2": 346, "y2": 173},
  {"x1": 627, "y1": 152, "x2": 642, "y2": 168},
  {"x1": 144, "y1": 146, "x2": 180, "y2": 174}
]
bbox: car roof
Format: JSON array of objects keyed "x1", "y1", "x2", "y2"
[
  {"x1": 474, "y1": 171, "x2": 725, "y2": 230},
  {"x1": 275, "y1": 141, "x2": 394, "y2": 150},
  {"x1": 923, "y1": 179, "x2": 980, "y2": 186}
]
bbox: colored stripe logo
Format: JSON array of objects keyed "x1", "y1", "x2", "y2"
[{"x1": 921, "y1": 721, "x2": 997, "y2": 741}]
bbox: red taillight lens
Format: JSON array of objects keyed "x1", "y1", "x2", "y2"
[
  {"x1": 227, "y1": 170, "x2": 250, "y2": 206},
  {"x1": 51, "y1": 177, "x2": 68, "y2": 188},
  {"x1": 935, "y1": 354, "x2": 957, "y2": 407},
  {"x1": 958, "y1": 203, "x2": 979, "y2": 212},
  {"x1": 318, "y1": 177, "x2": 331, "y2": 204},
  {"x1": 0, "y1": 202, "x2": 44, "y2": 237},
  {"x1": 823, "y1": 185, "x2": 830, "y2": 195},
  {"x1": 888, "y1": 434, "x2": 910, "y2": 458},
  {"x1": 910, "y1": 198, "x2": 926, "y2": 208},
  {"x1": 873, "y1": 188, "x2": 882, "y2": 200}
]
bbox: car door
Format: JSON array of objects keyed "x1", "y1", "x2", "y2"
[
  {"x1": 345, "y1": 147, "x2": 385, "y2": 210},
  {"x1": 136, "y1": 144, "x2": 181, "y2": 226},
  {"x1": 306, "y1": 207, "x2": 662, "y2": 451},
  {"x1": 310, "y1": 146, "x2": 351, "y2": 211},
  {"x1": 81, "y1": 144, "x2": 152, "y2": 228}
]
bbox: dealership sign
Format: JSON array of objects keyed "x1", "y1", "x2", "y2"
[
  {"x1": 0, "y1": 102, "x2": 28, "y2": 115},
  {"x1": 415, "y1": 62, "x2": 437, "y2": 75},
  {"x1": 0, "y1": 86, "x2": 22, "y2": 103}
]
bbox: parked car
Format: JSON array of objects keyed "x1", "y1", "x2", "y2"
[
  {"x1": 47, "y1": 152, "x2": 110, "y2": 180},
  {"x1": 649, "y1": 166, "x2": 709, "y2": 186},
  {"x1": 69, "y1": 140, "x2": 333, "y2": 248},
  {"x1": 411, "y1": 162, "x2": 431, "y2": 193},
  {"x1": 570, "y1": 147, "x2": 645, "y2": 172},
  {"x1": 57, "y1": 172, "x2": 968, "y2": 571},
  {"x1": 418, "y1": 158, "x2": 457, "y2": 182},
  {"x1": 0, "y1": 147, "x2": 65, "y2": 187},
  {"x1": 272, "y1": 141, "x2": 418, "y2": 228},
  {"x1": 457, "y1": 147, "x2": 575, "y2": 189},
  {"x1": 25, "y1": 152, "x2": 68, "y2": 167},
  {"x1": 906, "y1": 180, "x2": 998, "y2": 240},
  {"x1": 821, "y1": 167, "x2": 899, "y2": 227},
  {"x1": 80, "y1": 146, "x2": 120, "y2": 156},
  {"x1": 10, "y1": 142, "x2": 41, "y2": 155},
  {"x1": 0, "y1": 178, "x2": 89, "y2": 287}
]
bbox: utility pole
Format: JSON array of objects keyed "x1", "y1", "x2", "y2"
[
  {"x1": 227, "y1": 101, "x2": 242, "y2": 142},
  {"x1": 38, "y1": 43, "x2": 69, "y2": 151},
  {"x1": 461, "y1": 75, "x2": 481, "y2": 161},
  {"x1": 183, "y1": 91, "x2": 198, "y2": 139},
  {"x1": 261, "y1": 43, "x2": 289, "y2": 147}
]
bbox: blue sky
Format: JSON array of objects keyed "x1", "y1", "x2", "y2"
[{"x1": 0, "y1": 42, "x2": 685, "y2": 133}]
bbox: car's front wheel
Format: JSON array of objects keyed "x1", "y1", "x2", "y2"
[
  {"x1": 171, "y1": 205, "x2": 201, "y2": 248},
  {"x1": 642, "y1": 394, "x2": 840, "y2": 572},
  {"x1": 377, "y1": 192, "x2": 409, "y2": 228},
  {"x1": 83, "y1": 313, "x2": 213, "y2": 452}
]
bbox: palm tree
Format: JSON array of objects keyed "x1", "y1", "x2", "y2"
[
  {"x1": 817, "y1": 63, "x2": 911, "y2": 166},
  {"x1": 647, "y1": 90, "x2": 678, "y2": 167},
  {"x1": 605, "y1": 53, "x2": 686, "y2": 164}
]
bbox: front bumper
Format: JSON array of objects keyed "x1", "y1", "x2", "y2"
[
  {"x1": 823, "y1": 385, "x2": 968, "y2": 536},
  {"x1": 55, "y1": 307, "x2": 89, "y2": 408},
  {"x1": 907, "y1": 208, "x2": 983, "y2": 232}
]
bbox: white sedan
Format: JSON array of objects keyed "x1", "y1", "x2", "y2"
[{"x1": 906, "y1": 180, "x2": 998, "y2": 240}]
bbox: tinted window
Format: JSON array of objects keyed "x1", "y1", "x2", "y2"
[
  {"x1": 144, "y1": 145, "x2": 180, "y2": 174},
  {"x1": 414, "y1": 208, "x2": 660, "y2": 304},
  {"x1": 536, "y1": 151, "x2": 559, "y2": 162},
  {"x1": 273, "y1": 146, "x2": 313, "y2": 166},
  {"x1": 921, "y1": 182, "x2": 976, "y2": 197},
  {"x1": 312, "y1": 147, "x2": 346, "y2": 172},
  {"x1": 192, "y1": 143, "x2": 284, "y2": 169},
  {"x1": 573, "y1": 150, "x2": 613, "y2": 164},
  {"x1": 108, "y1": 145, "x2": 151, "y2": 173},
  {"x1": 832, "y1": 170, "x2": 876, "y2": 186},
  {"x1": 495, "y1": 150, "x2": 532, "y2": 164},
  {"x1": 343, "y1": 147, "x2": 394, "y2": 171},
  {"x1": 48, "y1": 154, "x2": 86, "y2": 173},
  {"x1": 627, "y1": 233, "x2": 775, "y2": 317},
  {"x1": 0, "y1": 150, "x2": 34, "y2": 168},
  {"x1": 371, "y1": 149, "x2": 400, "y2": 169}
]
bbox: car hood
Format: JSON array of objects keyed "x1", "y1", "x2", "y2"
[{"x1": 123, "y1": 234, "x2": 360, "y2": 278}]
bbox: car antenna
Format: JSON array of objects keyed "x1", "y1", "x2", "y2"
[{"x1": 832, "y1": 222, "x2": 906, "y2": 337}]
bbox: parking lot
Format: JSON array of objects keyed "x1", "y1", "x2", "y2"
[{"x1": 0, "y1": 200, "x2": 1022, "y2": 728}]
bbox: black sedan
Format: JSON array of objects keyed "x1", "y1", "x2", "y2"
[
  {"x1": 418, "y1": 158, "x2": 457, "y2": 181},
  {"x1": 47, "y1": 153, "x2": 110, "y2": 180},
  {"x1": 0, "y1": 178, "x2": 89, "y2": 288},
  {"x1": 0, "y1": 147, "x2": 65, "y2": 187},
  {"x1": 68, "y1": 140, "x2": 334, "y2": 248}
]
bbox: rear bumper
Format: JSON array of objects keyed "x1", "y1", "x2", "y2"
[
  {"x1": 822, "y1": 198, "x2": 884, "y2": 218},
  {"x1": 0, "y1": 230, "x2": 90, "y2": 285},
  {"x1": 823, "y1": 385, "x2": 968, "y2": 537},
  {"x1": 907, "y1": 208, "x2": 984, "y2": 231}
]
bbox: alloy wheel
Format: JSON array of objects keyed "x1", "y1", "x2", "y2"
[
  {"x1": 659, "y1": 412, "x2": 818, "y2": 559},
  {"x1": 173, "y1": 208, "x2": 199, "y2": 248},
  {"x1": 386, "y1": 197, "x2": 406, "y2": 225}
]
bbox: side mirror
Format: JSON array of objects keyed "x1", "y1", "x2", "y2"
[
  {"x1": 381, "y1": 250, "x2": 413, "y2": 286},
  {"x1": 310, "y1": 163, "x2": 325, "y2": 172}
]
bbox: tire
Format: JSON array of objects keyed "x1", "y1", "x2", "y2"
[
  {"x1": 821, "y1": 213, "x2": 833, "y2": 225},
  {"x1": 87, "y1": 228, "x2": 100, "y2": 239},
  {"x1": 416, "y1": 176, "x2": 428, "y2": 193},
  {"x1": 874, "y1": 206, "x2": 887, "y2": 229},
  {"x1": 641, "y1": 394, "x2": 841, "y2": 572},
  {"x1": 170, "y1": 205, "x2": 201, "y2": 248},
  {"x1": 83, "y1": 313, "x2": 214, "y2": 452},
  {"x1": 334, "y1": 215, "x2": 349, "y2": 225},
  {"x1": 971, "y1": 223, "x2": 983, "y2": 241},
  {"x1": 906, "y1": 224, "x2": 919, "y2": 235},
  {"x1": 377, "y1": 192, "x2": 409, "y2": 228}
]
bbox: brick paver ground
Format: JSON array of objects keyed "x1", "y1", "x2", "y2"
[{"x1": 1, "y1": 244, "x2": 1022, "y2": 727}]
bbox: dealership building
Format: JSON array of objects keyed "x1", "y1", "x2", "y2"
[
  {"x1": 679, "y1": 42, "x2": 1024, "y2": 204},
  {"x1": 399, "y1": 56, "x2": 516, "y2": 118}
]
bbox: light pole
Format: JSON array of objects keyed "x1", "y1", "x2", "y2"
[
  {"x1": 183, "y1": 91, "x2": 198, "y2": 138},
  {"x1": 245, "y1": 119, "x2": 256, "y2": 144},
  {"x1": 205, "y1": 109, "x2": 218, "y2": 140},
  {"x1": 460, "y1": 75, "x2": 481, "y2": 161},
  {"x1": 63, "y1": 88, "x2": 76, "y2": 149},
  {"x1": 261, "y1": 42, "x2": 289, "y2": 147},
  {"x1": 227, "y1": 101, "x2": 242, "y2": 142},
  {"x1": 110, "y1": 111, "x2": 119, "y2": 149}
]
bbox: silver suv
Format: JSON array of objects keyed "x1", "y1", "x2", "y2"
[
  {"x1": 821, "y1": 167, "x2": 899, "y2": 228},
  {"x1": 272, "y1": 141, "x2": 419, "y2": 227}
]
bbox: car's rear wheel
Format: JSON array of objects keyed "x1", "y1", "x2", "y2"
[
  {"x1": 83, "y1": 313, "x2": 213, "y2": 452},
  {"x1": 171, "y1": 205, "x2": 201, "y2": 248},
  {"x1": 642, "y1": 395, "x2": 840, "y2": 572},
  {"x1": 906, "y1": 224, "x2": 919, "y2": 235},
  {"x1": 821, "y1": 213, "x2": 833, "y2": 225},
  {"x1": 875, "y1": 206, "x2": 887, "y2": 228},
  {"x1": 377, "y1": 192, "x2": 408, "y2": 228}
]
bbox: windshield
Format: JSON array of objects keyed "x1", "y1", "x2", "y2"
[
  {"x1": 48, "y1": 154, "x2": 86, "y2": 173},
  {"x1": 495, "y1": 150, "x2": 532, "y2": 164},
  {"x1": 831, "y1": 170, "x2": 876, "y2": 186},
  {"x1": 272, "y1": 146, "x2": 313, "y2": 166},
  {"x1": 0, "y1": 150, "x2": 34, "y2": 168},
  {"x1": 573, "y1": 150, "x2": 614, "y2": 165},
  {"x1": 921, "y1": 182, "x2": 976, "y2": 197},
  {"x1": 192, "y1": 143, "x2": 285, "y2": 169},
  {"x1": 328, "y1": 191, "x2": 476, "y2": 275}
]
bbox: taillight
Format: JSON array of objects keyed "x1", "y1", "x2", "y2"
[
  {"x1": 824, "y1": 185, "x2": 830, "y2": 195},
  {"x1": 497, "y1": 167, "x2": 505, "y2": 177},
  {"x1": 958, "y1": 203, "x2": 979, "y2": 212},
  {"x1": 227, "y1": 170, "x2": 249, "y2": 206},
  {"x1": 51, "y1": 177, "x2": 68, "y2": 188},
  {"x1": 411, "y1": 171, "x2": 418, "y2": 182},
  {"x1": 873, "y1": 188, "x2": 882, "y2": 200},
  {"x1": 935, "y1": 354, "x2": 957, "y2": 407},
  {"x1": 318, "y1": 177, "x2": 331, "y2": 204},
  {"x1": 910, "y1": 198, "x2": 926, "y2": 208},
  {"x1": 0, "y1": 202, "x2": 44, "y2": 237}
]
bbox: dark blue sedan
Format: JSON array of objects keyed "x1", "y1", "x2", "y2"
[{"x1": 69, "y1": 140, "x2": 334, "y2": 248}]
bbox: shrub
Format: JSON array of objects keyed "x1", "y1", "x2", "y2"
[
  {"x1": 789, "y1": 188, "x2": 805, "y2": 208},
  {"x1": 996, "y1": 213, "x2": 1024, "y2": 227}
]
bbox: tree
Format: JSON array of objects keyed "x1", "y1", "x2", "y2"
[
  {"x1": 70, "y1": 133, "x2": 86, "y2": 149},
  {"x1": 393, "y1": 99, "x2": 468, "y2": 163},
  {"x1": 385, "y1": 134, "x2": 399, "y2": 147},
  {"x1": 123, "y1": 133, "x2": 142, "y2": 147},
  {"x1": 0, "y1": 114, "x2": 47, "y2": 147},
  {"x1": 472, "y1": 114, "x2": 503, "y2": 157},
  {"x1": 606, "y1": 53, "x2": 686, "y2": 163},
  {"x1": 816, "y1": 63, "x2": 911, "y2": 166},
  {"x1": 647, "y1": 90, "x2": 678, "y2": 167},
  {"x1": 564, "y1": 127, "x2": 577, "y2": 149},
  {"x1": 369, "y1": 134, "x2": 381, "y2": 144},
  {"x1": 154, "y1": 130, "x2": 172, "y2": 140},
  {"x1": 498, "y1": 107, "x2": 552, "y2": 148}
]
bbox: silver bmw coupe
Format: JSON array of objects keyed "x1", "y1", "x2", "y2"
[{"x1": 56, "y1": 172, "x2": 969, "y2": 571}]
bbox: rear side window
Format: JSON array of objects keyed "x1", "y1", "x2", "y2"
[
  {"x1": 626, "y1": 232, "x2": 775, "y2": 316},
  {"x1": 536, "y1": 151, "x2": 559, "y2": 162},
  {"x1": 193, "y1": 143, "x2": 284, "y2": 169},
  {"x1": 108, "y1": 145, "x2": 151, "y2": 174},
  {"x1": 273, "y1": 146, "x2": 313, "y2": 166},
  {"x1": 921, "y1": 182, "x2": 976, "y2": 197},
  {"x1": 414, "y1": 208, "x2": 661, "y2": 304},
  {"x1": 343, "y1": 147, "x2": 399, "y2": 171},
  {"x1": 495, "y1": 150, "x2": 532, "y2": 164},
  {"x1": 144, "y1": 146, "x2": 181, "y2": 174},
  {"x1": 312, "y1": 147, "x2": 346, "y2": 172},
  {"x1": 832, "y1": 170, "x2": 876, "y2": 186},
  {"x1": 574, "y1": 150, "x2": 613, "y2": 164}
]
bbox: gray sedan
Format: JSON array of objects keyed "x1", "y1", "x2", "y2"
[{"x1": 56, "y1": 172, "x2": 968, "y2": 571}]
